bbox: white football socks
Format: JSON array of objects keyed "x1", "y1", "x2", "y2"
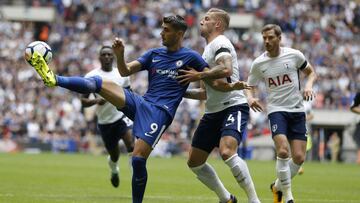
[
  {"x1": 275, "y1": 157, "x2": 293, "y2": 201},
  {"x1": 225, "y1": 154, "x2": 260, "y2": 203},
  {"x1": 274, "y1": 158, "x2": 302, "y2": 189},
  {"x1": 289, "y1": 159, "x2": 301, "y2": 177},
  {"x1": 190, "y1": 163, "x2": 231, "y2": 203},
  {"x1": 108, "y1": 156, "x2": 119, "y2": 174}
]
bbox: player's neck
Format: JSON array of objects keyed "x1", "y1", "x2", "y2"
[
  {"x1": 101, "y1": 66, "x2": 112, "y2": 72},
  {"x1": 166, "y1": 43, "x2": 182, "y2": 52},
  {"x1": 206, "y1": 32, "x2": 221, "y2": 44},
  {"x1": 267, "y1": 47, "x2": 281, "y2": 58}
]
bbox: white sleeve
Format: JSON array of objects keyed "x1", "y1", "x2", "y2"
[
  {"x1": 295, "y1": 50, "x2": 308, "y2": 70},
  {"x1": 247, "y1": 62, "x2": 261, "y2": 86},
  {"x1": 212, "y1": 38, "x2": 232, "y2": 62}
]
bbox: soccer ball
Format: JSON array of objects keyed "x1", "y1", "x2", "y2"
[{"x1": 24, "y1": 41, "x2": 53, "y2": 65}]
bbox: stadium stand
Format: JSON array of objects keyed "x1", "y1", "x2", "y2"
[{"x1": 0, "y1": 0, "x2": 359, "y2": 162}]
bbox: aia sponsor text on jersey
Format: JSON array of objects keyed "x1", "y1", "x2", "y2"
[{"x1": 267, "y1": 74, "x2": 292, "y2": 88}]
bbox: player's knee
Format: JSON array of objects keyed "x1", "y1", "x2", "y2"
[
  {"x1": 187, "y1": 158, "x2": 199, "y2": 168},
  {"x1": 292, "y1": 153, "x2": 305, "y2": 165},
  {"x1": 109, "y1": 153, "x2": 119, "y2": 162},
  {"x1": 104, "y1": 143, "x2": 116, "y2": 152},
  {"x1": 277, "y1": 147, "x2": 290, "y2": 158},
  {"x1": 219, "y1": 147, "x2": 235, "y2": 161}
]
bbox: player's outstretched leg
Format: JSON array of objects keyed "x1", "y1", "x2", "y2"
[
  {"x1": 30, "y1": 51, "x2": 103, "y2": 93},
  {"x1": 224, "y1": 154, "x2": 260, "y2": 203}
]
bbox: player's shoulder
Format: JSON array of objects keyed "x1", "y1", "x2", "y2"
[
  {"x1": 148, "y1": 47, "x2": 166, "y2": 54},
  {"x1": 214, "y1": 35, "x2": 231, "y2": 44},
  {"x1": 282, "y1": 47, "x2": 303, "y2": 56},
  {"x1": 211, "y1": 35, "x2": 232, "y2": 48},
  {"x1": 178, "y1": 47, "x2": 202, "y2": 57},
  {"x1": 85, "y1": 67, "x2": 101, "y2": 77},
  {"x1": 252, "y1": 52, "x2": 268, "y2": 66}
]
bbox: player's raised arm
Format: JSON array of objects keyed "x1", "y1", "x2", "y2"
[
  {"x1": 301, "y1": 63, "x2": 317, "y2": 101},
  {"x1": 112, "y1": 37, "x2": 142, "y2": 76}
]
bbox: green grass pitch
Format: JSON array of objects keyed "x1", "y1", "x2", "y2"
[{"x1": 0, "y1": 153, "x2": 359, "y2": 203}]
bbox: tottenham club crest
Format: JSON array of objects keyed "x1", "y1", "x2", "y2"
[
  {"x1": 176, "y1": 60, "x2": 183, "y2": 67},
  {"x1": 284, "y1": 63, "x2": 290, "y2": 69},
  {"x1": 272, "y1": 124, "x2": 278, "y2": 132}
]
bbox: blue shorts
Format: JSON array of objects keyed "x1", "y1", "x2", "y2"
[
  {"x1": 268, "y1": 111, "x2": 307, "y2": 141},
  {"x1": 191, "y1": 104, "x2": 249, "y2": 153},
  {"x1": 120, "y1": 89, "x2": 172, "y2": 148},
  {"x1": 97, "y1": 117, "x2": 132, "y2": 150}
]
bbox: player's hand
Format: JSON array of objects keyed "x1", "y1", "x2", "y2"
[
  {"x1": 97, "y1": 98, "x2": 107, "y2": 105},
  {"x1": 248, "y1": 98, "x2": 263, "y2": 112},
  {"x1": 112, "y1": 37, "x2": 125, "y2": 56},
  {"x1": 177, "y1": 67, "x2": 202, "y2": 85},
  {"x1": 303, "y1": 87, "x2": 315, "y2": 101},
  {"x1": 232, "y1": 81, "x2": 251, "y2": 90}
]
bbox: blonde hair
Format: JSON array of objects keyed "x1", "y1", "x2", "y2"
[{"x1": 207, "y1": 8, "x2": 230, "y2": 30}]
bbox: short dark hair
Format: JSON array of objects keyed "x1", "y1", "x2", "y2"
[
  {"x1": 163, "y1": 15, "x2": 188, "y2": 32},
  {"x1": 99, "y1": 45, "x2": 112, "y2": 53},
  {"x1": 262, "y1": 24, "x2": 282, "y2": 36}
]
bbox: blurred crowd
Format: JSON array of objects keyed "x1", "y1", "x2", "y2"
[{"x1": 1, "y1": 0, "x2": 360, "y2": 156}]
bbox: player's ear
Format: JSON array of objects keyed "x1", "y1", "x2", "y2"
[
  {"x1": 177, "y1": 30, "x2": 185, "y2": 38},
  {"x1": 215, "y1": 20, "x2": 221, "y2": 29}
]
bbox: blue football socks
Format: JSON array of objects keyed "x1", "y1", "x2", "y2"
[
  {"x1": 56, "y1": 75, "x2": 102, "y2": 93},
  {"x1": 132, "y1": 156, "x2": 147, "y2": 203}
]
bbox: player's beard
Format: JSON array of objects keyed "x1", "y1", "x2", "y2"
[{"x1": 200, "y1": 26, "x2": 211, "y2": 38}]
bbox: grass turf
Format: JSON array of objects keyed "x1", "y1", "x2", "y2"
[{"x1": 0, "y1": 153, "x2": 359, "y2": 203}]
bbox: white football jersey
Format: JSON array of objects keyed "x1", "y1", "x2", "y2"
[
  {"x1": 85, "y1": 67, "x2": 131, "y2": 124},
  {"x1": 247, "y1": 47, "x2": 308, "y2": 114},
  {"x1": 202, "y1": 35, "x2": 247, "y2": 113}
]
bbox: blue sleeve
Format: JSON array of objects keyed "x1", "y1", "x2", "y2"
[
  {"x1": 137, "y1": 49, "x2": 153, "y2": 71},
  {"x1": 189, "y1": 52, "x2": 208, "y2": 72}
]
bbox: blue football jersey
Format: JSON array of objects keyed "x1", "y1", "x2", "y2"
[{"x1": 137, "y1": 47, "x2": 208, "y2": 118}]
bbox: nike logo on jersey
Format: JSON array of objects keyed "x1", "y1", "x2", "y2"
[{"x1": 152, "y1": 59, "x2": 161, "y2": 62}]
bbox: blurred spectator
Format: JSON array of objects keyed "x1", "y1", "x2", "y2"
[
  {"x1": 1, "y1": 0, "x2": 360, "y2": 156},
  {"x1": 327, "y1": 132, "x2": 341, "y2": 163}
]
